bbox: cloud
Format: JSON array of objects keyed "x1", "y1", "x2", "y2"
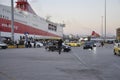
[
  {"x1": 1, "y1": 0, "x2": 6, "y2": 2},
  {"x1": 1, "y1": 0, "x2": 7, "y2": 3},
  {"x1": 29, "y1": 0, "x2": 39, "y2": 3}
]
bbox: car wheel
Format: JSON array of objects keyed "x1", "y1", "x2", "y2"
[
  {"x1": 66, "y1": 50, "x2": 69, "y2": 52},
  {"x1": 114, "y1": 49, "x2": 116, "y2": 55},
  {"x1": 91, "y1": 47, "x2": 93, "y2": 50},
  {"x1": 37, "y1": 45, "x2": 41, "y2": 48},
  {"x1": 83, "y1": 47, "x2": 85, "y2": 49},
  {"x1": 51, "y1": 49, "x2": 54, "y2": 51},
  {"x1": 77, "y1": 44, "x2": 80, "y2": 47},
  {"x1": 49, "y1": 47, "x2": 54, "y2": 51},
  {"x1": 2, "y1": 46, "x2": 7, "y2": 49},
  {"x1": 63, "y1": 49, "x2": 66, "y2": 52}
]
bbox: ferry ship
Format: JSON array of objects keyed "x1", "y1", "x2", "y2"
[{"x1": 0, "y1": 0, "x2": 65, "y2": 41}]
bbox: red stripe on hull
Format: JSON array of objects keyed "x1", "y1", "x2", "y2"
[{"x1": 0, "y1": 18, "x2": 60, "y2": 37}]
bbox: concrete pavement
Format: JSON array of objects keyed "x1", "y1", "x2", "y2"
[{"x1": 0, "y1": 47, "x2": 103, "y2": 80}]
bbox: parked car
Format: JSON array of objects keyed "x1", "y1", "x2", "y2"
[
  {"x1": 94, "y1": 42, "x2": 101, "y2": 47},
  {"x1": 83, "y1": 41, "x2": 96, "y2": 49},
  {"x1": 66, "y1": 42, "x2": 80, "y2": 47},
  {"x1": 45, "y1": 43, "x2": 71, "y2": 52},
  {"x1": 62, "y1": 43, "x2": 71, "y2": 52},
  {"x1": 113, "y1": 43, "x2": 120, "y2": 56},
  {"x1": 31, "y1": 42, "x2": 43, "y2": 48},
  {"x1": 45, "y1": 42, "x2": 54, "y2": 51},
  {"x1": 0, "y1": 41, "x2": 8, "y2": 49}
]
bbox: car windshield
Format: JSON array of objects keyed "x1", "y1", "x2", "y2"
[
  {"x1": 85, "y1": 41, "x2": 93, "y2": 45},
  {"x1": 47, "y1": 42, "x2": 53, "y2": 45}
]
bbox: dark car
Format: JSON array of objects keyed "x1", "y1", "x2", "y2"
[
  {"x1": 83, "y1": 41, "x2": 96, "y2": 49},
  {"x1": 45, "y1": 43, "x2": 71, "y2": 52},
  {"x1": 62, "y1": 43, "x2": 71, "y2": 52},
  {"x1": 45, "y1": 42, "x2": 55, "y2": 51}
]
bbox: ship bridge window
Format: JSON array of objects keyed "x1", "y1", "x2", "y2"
[{"x1": 48, "y1": 24, "x2": 57, "y2": 32}]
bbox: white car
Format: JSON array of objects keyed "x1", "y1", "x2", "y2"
[
  {"x1": 0, "y1": 41, "x2": 8, "y2": 49},
  {"x1": 31, "y1": 42, "x2": 43, "y2": 48},
  {"x1": 94, "y1": 42, "x2": 101, "y2": 47}
]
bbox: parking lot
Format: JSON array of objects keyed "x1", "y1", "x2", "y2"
[{"x1": 0, "y1": 44, "x2": 120, "y2": 80}]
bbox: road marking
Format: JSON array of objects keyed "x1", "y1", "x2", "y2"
[
  {"x1": 92, "y1": 47, "x2": 97, "y2": 55},
  {"x1": 71, "y1": 51, "x2": 88, "y2": 68}
]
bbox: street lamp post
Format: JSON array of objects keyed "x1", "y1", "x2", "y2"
[
  {"x1": 104, "y1": 0, "x2": 106, "y2": 41},
  {"x1": 101, "y1": 16, "x2": 103, "y2": 38},
  {"x1": 11, "y1": 0, "x2": 14, "y2": 43}
]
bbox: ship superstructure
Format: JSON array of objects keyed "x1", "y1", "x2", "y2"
[{"x1": 0, "y1": 0, "x2": 65, "y2": 41}]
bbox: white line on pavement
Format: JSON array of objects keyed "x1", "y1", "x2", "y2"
[{"x1": 71, "y1": 51, "x2": 88, "y2": 68}]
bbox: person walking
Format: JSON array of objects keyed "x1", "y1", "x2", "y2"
[
  {"x1": 16, "y1": 40, "x2": 19, "y2": 48},
  {"x1": 101, "y1": 41, "x2": 104, "y2": 47},
  {"x1": 33, "y1": 40, "x2": 36, "y2": 48},
  {"x1": 58, "y1": 39, "x2": 63, "y2": 54}
]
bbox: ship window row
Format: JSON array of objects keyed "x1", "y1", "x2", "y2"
[
  {"x1": 2, "y1": 8, "x2": 25, "y2": 18},
  {"x1": 2, "y1": 8, "x2": 24, "y2": 18},
  {"x1": 14, "y1": 19, "x2": 27, "y2": 24},
  {"x1": 48, "y1": 24, "x2": 57, "y2": 31},
  {"x1": 0, "y1": 14, "x2": 9, "y2": 19},
  {"x1": 2, "y1": 8, "x2": 11, "y2": 13}
]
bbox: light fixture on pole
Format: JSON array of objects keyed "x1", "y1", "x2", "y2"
[
  {"x1": 101, "y1": 16, "x2": 103, "y2": 38},
  {"x1": 104, "y1": 0, "x2": 106, "y2": 41},
  {"x1": 11, "y1": 0, "x2": 14, "y2": 42}
]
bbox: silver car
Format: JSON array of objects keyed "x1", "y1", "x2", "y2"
[
  {"x1": 31, "y1": 42, "x2": 43, "y2": 48},
  {"x1": 0, "y1": 41, "x2": 8, "y2": 49}
]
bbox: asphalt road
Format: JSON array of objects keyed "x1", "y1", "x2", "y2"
[{"x1": 0, "y1": 44, "x2": 120, "y2": 80}]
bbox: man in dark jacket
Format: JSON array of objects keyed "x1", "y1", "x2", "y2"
[{"x1": 58, "y1": 39, "x2": 63, "y2": 54}]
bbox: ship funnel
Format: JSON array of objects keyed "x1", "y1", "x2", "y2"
[{"x1": 16, "y1": 0, "x2": 36, "y2": 15}]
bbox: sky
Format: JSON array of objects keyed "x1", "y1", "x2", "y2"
[{"x1": 0, "y1": 0, "x2": 120, "y2": 36}]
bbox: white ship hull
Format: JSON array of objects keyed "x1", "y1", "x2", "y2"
[{"x1": 0, "y1": 3, "x2": 64, "y2": 40}]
